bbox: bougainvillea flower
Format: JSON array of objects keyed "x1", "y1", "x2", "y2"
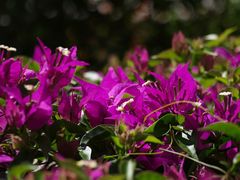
[
  {"x1": 84, "y1": 161, "x2": 111, "y2": 180},
  {"x1": 219, "y1": 140, "x2": 238, "y2": 160},
  {"x1": 164, "y1": 160, "x2": 186, "y2": 180},
  {"x1": 100, "y1": 67, "x2": 130, "y2": 91},
  {"x1": 172, "y1": 31, "x2": 188, "y2": 54},
  {"x1": 0, "y1": 59, "x2": 22, "y2": 87},
  {"x1": 76, "y1": 78, "x2": 109, "y2": 127},
  {"x1": 5, "y1": 98, "x2": 26, "y2": 128},
  {"x1": 106, "y1": 82, "x2": 156, "y2": 128},
  {"x1": 33, "y1": 39, "x2": 88, "y2": 72},
  {"x1": 2, "y1": 87, "x2": 52, "y2": 130},
  {"x1": 129, "y1": 46, "x2": 149, "y2": 73},
  {"x1": 22, "y1": 68, "x2": 36, "y2": 81},
  {"x1": 33, "y1": 38, "x2": 88, "y2": 101},
  {"x1": 145, "y1": 64, "x2": 197, "y2": 120},
  {"x1": 0, "y1": 108, "x2": 7, "y2": 133},
  {"x1": 0, "y1": 154, "x2": 14, "y2": 165},
  {"x1": 215, "y1": 47, "x2": 240, "y2": 67},
  {"x1": 25, "y1": 98, "x2": 52, "y2": 130},
  {"x1": 58, "y1": 91, "x2": 81, "y2": 124},
  {"x1": 136, "y1": 143, "x2": 182, "y2": 172},
  {"x1": 195, "y1": 166, "x2": 221, "y2": 180},
  {"x1": 213, "y1": 92, "x2": 240, "y2": 123}
]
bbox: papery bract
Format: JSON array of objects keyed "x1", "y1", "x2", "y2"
[
  {"x1": 58, "y1": 91, "x2": 81, "y2": 123},
  {"x1": 129, "y1": 46, "x2": 149, "y2": 74},
  {"x1": 215, "y1": 47, "x2": 240, "y2": 67}
]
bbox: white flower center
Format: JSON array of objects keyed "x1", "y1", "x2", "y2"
[
  {"x1": 219, "y1": 91, "x2": 232, "y2": 96},
  {"x1": 193, "y1": 102, "x2": 202, "y2": 107},
  {"x1": 142, "y1": 80, "x2": 152, "y2": 87},
  {"x1": 116, "y1": 98, "x2": 134, "y2": 112},
  {"x1": 56, "y1": 46, "x2": 70, "y2": 56}
]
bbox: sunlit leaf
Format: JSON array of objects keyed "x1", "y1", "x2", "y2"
[
  {"x1": 135, "y1": 171, "x2": 166, "y2": 180},
  {"x1": 144, "y1": 135, "x2": 163, "y2": 144},
  {"x1": 144, "y1": 114, "x2": 177, "y2": 137},
  {"x1": 151, "y1": 49, "x2": 182, "y2": 62},
  {"x1": 206, "y1": 27, "x2": 237, "y2": 47},
  {"x1": 202, "y1": 122, "x2": 240, "y2": 142}
]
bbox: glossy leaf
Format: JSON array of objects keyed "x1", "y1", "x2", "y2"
[
  {"x1": 144, "y1": 114, "x2": 177, "y2": 137},
  {"x1": 151, "y1": 49, "x2": 182, "y2": 61},
  {"x1": 202, "y1": 122, "x2": 240, "y2": 142},
  {"x1": 80, "y1": 125, "x2": 115, "y2": 146}
]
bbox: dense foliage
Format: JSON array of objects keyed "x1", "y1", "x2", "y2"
[{"x1": 0, "y1": 28, "x2": 240, "y2": 179}]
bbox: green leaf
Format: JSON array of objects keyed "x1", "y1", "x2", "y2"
[
  {"x1": 31, "y1": 171, "x2": 44, "y2": 180},
  {"x1": 37, "y1": 133, "x2": 51, "y2": 158},
  {"x1": 80, "y1": 125, "x2": 115, "y2": 146},
  {"x1": 202, "y1": 122, "x2": 240, "y2": 142},
  {"x1": 47, "y1": 120, "x2": 86, "y2": 142},
  {"x1": 144, "y1": 114, "x2": 177, "y2": 137},
  {"x1": 231, "y1": 153, "x2": 240, "y2": 173},
  {"x1": 215, "y1": 77, "x2": 228, "y2": 85},
  {"x1": 174, "y1": 136, "x2": 198, "y2": 159},
  {"x1": 233, "y1": 153, "x2": 240, "y2": 165},
  {"x1": 0, "y1": 97, "x2": 5, "y2": 106},
  {"x1": 135, "y1": 171, "x2": 166, "y2": 180},
  {"x1": 229, "y1": 87, "x2": 239, "y2": 99},
  {"x1": 233, "y1": 67, "x2": 240, "y2": 83},
  {"x1": 100, "y1": 175, "x2": 125, "y2": 180},
  {"x1": 8, "y1": 163, "x2": 36, "y2": 180},
  {"x1": 206, "y1": 27, "x2": 237, "y2": 47},
  {"x1": 63, "y1": 120, "x2": 86, "y2": 135},
  {"x1": 112, "y1": 136, "x2": 123, "y2": 149},
  {"x1": 199, "y1": 78, "x2": 217, "y2": 88},
  {"x1": 144, "y1": 135, "x2": 163, "y2": 144},
  {"x1": 151, "y1": 49, "x2": 182, "y2": 61},
  {"x1": 19, "y1": 56, "x2": 40, "y2": 72},
  {"x1": 122, "y1": 93, "x2": 134, "y2": 99},
  {"x1": 176, "y1": 115, "x2": 185, "y2": 125}
]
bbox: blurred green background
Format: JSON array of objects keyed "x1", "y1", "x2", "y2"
[{"x1": 0, "y1": 0, "x2": 240, "y2": 69}]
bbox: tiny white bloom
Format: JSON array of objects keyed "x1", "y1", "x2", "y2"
[
  {"x1": 24, "y1": 84, "x2": 35, "y2": 91},
  {"x1": 116, "y1": 98, "x2": 134, "y2": 112},
  {"x1": 116, "y1": 106, "x2": 124, "y2": 112},
  {"x1": 204, "y1": 34, "x2": 218, "y2": 40},
  {"x1": 221, "y1": 71, "x2": 227, "y2": 78},
  {"x1": 7, "y1": 47, "x2": 17, "y2": 52},
  {"x1": 193, "y1": 102, "x2": 201, "y2": 107},
  {"x1": 219, "y1": 91, "x2": 232, "y2": 96},
  {"x1": 83, "y1": 71, "x2": 103, "y2": 82},
  {"x1": 56, "y1": 46, "x2": 64, "y2": 52},
  {"x1": 0, "y1": 45, "x2": 9, "y2": 49},
  {"x1": 76, "y1": 160, "x2": 97, "y2": 168},
  {"x1": 142, "y1": 80, "x2": 152, "y2": 87},
  {"x1": 56, "y1": 46, "x2": 70, "y2": 56},
  {"x1": 62, "y1": 48, "x2": 70, "y2": 56}
]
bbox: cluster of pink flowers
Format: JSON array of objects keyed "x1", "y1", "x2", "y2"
[{"x1": 0, "y1": 31, "x2": 239, "y2": 179}]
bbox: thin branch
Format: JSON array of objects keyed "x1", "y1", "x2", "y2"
[
  {"x1": 143, "y1": 100, "x2": 226, "y2": 122},
  {"x1": 128, "y1": 148, "x2": 226, "y2": 174}
]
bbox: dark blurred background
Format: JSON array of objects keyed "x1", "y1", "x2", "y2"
[{"x1": 0, "y1": 0, "x2": 240, "y2": 69}]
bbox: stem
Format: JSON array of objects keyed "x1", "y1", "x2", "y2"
[
  {"x1": 143, "y1": 100, "x2": 226, "y2": 122},
  {"x1": 103, "y1": 155, "x2": 119, "y2": 160},
  {"x1": 128, "y1": 148, "x2": 226, "y2": 174}
]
